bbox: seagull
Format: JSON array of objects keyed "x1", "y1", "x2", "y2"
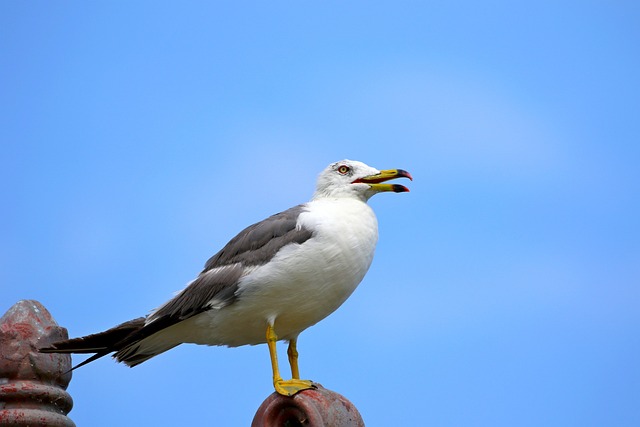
[{"x1": 40, "y1": 159, "x2": 412, "y2": 396}]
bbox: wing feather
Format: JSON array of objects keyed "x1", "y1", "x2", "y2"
[{"x1": 40, "y1": 203, "x2": 315, "y2": 368}]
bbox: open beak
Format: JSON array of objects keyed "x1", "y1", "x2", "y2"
[{"x1": 353, "y1": 169, "x2": 413, "y2": 193}]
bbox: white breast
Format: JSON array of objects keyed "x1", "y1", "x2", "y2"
[{"x1": 188, "y1": 198, "x2": 379, "y2": 346}]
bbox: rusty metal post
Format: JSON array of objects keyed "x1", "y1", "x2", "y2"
[
  {"x1": 0, "y1": 300, "x2": 75, "y2": 426},
  {"x1": 252, "y1": 383, "x2": 365, "y2": 427}
]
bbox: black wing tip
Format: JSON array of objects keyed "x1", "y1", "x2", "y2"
[
  {"x1": 38, "y1": 342, "x2": 109, "y2": 354},
  {"x1": 38, "y1": 341, "x2": 70, "y2": 353},
  {"x1": 37, "y1": 343, "x2": 111, "y2": 376}
]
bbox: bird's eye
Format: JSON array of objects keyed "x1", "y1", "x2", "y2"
[{"x1": 337, "y1": 165, "x2": 350, "y2": 175}]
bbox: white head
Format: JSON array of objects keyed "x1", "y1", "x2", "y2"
[{"x1": 312, "y1": 159, "x2": 412, "y2": 202}]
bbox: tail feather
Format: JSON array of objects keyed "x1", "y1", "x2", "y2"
[
  {"x1": 114, "y1": 342, "x2": 179, "y2": 367},
  {"x1": 39, "y1": 317, "x2": 147, "y2": 370},
  {"x1": 40, "y1": 317, "x2": 146, "y2": 353},
  {"x1": 65, "y1": 351, "x2": 111, "y2": 371},
  {"x1": 38, "y1": 314, "x2": 188, "y2": 369}
]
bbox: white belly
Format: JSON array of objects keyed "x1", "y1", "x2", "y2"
[{"x1": 187, "y1": 198, "x2": 379, "y2": 346}]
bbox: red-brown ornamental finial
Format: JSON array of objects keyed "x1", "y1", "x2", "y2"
[{"x1": 0, "y1": 300, "x2": 75, "y2": 426}]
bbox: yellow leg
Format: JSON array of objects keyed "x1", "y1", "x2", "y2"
[
  {"x1": 266, "y1": 324, "x2": 315, "y2": 396},
  {"x1": 287, "y1": 338, "x2": 300, "y2": 379}
]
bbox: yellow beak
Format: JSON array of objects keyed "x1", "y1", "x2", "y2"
[{"x1": 353, "y1": 169, "x2": 413, "y2": 193}]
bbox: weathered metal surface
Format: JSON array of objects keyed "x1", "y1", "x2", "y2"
[
  {"x1": 0, "y1": 300, "x2": 75, "y2": 426},
  {"x1": 252, "y1": 383, "x2": 365, "y2": 427}
]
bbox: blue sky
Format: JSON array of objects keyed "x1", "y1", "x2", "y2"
[{"x1": 2, "y1": 2, "x2": 639, "y2": 426}]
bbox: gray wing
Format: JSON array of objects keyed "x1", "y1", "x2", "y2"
[
  {"x1": 149, "y1": 204, "x2": 313, "y2": 322},
  {"x1": 39, "y1": 204, "x2": 315, "y2": 368},
  {"x1": 149, "y1": 263, "x2": 244, "y2": 321},
  {"x1": 203, "y1": 204, "x2": 313, "y2": 270}
]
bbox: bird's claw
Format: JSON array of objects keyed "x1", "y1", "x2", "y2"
[{"x1": 274, "y1": 379, "x2": 316, "y2": 396}]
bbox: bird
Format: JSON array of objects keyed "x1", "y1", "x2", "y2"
[{"x1": 40, "y1": 159, "x2": 412, "y2": 396}]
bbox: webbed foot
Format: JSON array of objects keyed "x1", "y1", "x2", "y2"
[{"x1": 274, "y1": 379, "x2": 316, "y2": 396}]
